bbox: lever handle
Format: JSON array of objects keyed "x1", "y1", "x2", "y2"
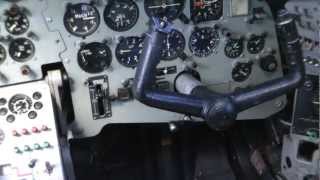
[{"x1": 133, "y1": 11, "x2": 304, "y2": 130}]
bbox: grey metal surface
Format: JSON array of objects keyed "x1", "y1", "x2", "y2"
[
  {"x1": 0, "y1": 0, "x2": 286, "y2": 137},
  {"x1": 281, "y1": 134, "x2": 320, "y2": 180},
  {"x1": 286, "y1": 0, "x2": 320, "y2": 75},
  {"x1": 0, "y1": 80, "x2": 66, "y2": 180}
]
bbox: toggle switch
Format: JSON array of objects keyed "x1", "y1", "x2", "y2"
[
  {"x1": 21, "y1": 128, "x2": 29, "y2": 135},
  {"x1": 31, "y1": 127, "x2": 40, "y2": 133},
  {"x1": 12, "y1": 130, "x2": 20, "y2": 137}
]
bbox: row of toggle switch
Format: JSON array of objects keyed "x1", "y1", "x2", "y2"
[
  {"x1": 12, "y1": 125, "x2": 50, "y2": 137},
  {"x1": 14, "y1": 141, "x2": 52, "y2": 154}
]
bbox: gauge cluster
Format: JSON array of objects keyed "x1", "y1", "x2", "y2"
[
  {"x1": 63, "y1": 3, "x2": 101, "y2": 37},
  {"x1": 0, "y1": 0, "x2": 286, "y2": 137},
  {"x1": 0, "y1": 1, "x2": 64, "y2": 83}
]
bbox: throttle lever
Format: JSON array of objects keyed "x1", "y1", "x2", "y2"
[{"x1": 133, "y1": 11, "x2": 304, "y2": 130}]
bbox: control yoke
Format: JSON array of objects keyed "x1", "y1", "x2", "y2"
[{"x1": 133, "y1": 11, "x2": 305, "y2": 129}]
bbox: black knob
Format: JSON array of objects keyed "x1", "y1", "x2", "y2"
[{"x1": 260, "y1": 55, "x2": 278, "y2": 72}]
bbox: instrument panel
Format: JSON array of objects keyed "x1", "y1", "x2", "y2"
[
  {"x1": 0, "y1": 0, "x2": 286, "y2": 137},
  {"x1": 0, "y1": 80, "x2": 66, "y2": 180},
  {"x1": 285, "y1": 0, "x2": 320, "y2": 76}
]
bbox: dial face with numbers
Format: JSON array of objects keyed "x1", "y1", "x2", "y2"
[
  {"x1": 189, "y1": 27, "x2": 220, "y2": 57},
  {"x1": 191, "y1": 0, "x2": 223, "y2": 23},
  {"x1": 232, "y1": 62, "x2": 253, "y2": 82},
  {"x1": 9, "y1": 38, "x2": 35, "y2": 62},
  {"x1": 116, "y1": 36, "x2": 144, "y2": 68},
  {"x1": 247, "y1": 34, "x2": 266, "y2": 54},
  {"x1": 144, "y1": 0, "x2": 185, "y2": 21},
  {"x1": 104, "y1": 0, "x2": 139, "y2": 32},
  {"x1": 224, "y1": 38, "x2": 244, "y2": 58},
  {"x1": 77, "y1": 42, "x2": 112, "y2": 73},
  {"x1": 161, "y1": 29, "x2": 185, "y2": 60},
  {"x1": 5, "y1": 12, "x2": 29, "y2": 35},
  {"x1": 64, "y1": 3, "x2": 100, "y2": 37},
  {"x1": 8, "y1": 94, "x2": 33, "y2": 115},
  {"x1": 0, "y1": 45, "x2": 7, "y2": 64}
]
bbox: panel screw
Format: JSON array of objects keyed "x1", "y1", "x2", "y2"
[{"x1": 275, "y1": 100, "x2": 283, "y2": 108}]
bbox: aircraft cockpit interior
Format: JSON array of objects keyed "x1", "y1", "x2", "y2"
[{"x1": 0, "y1": 0, "x2": 318, "y2": 179}]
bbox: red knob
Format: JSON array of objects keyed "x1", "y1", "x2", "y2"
[{"x1": 31, "y1": 127, "x2": 39, "y2": 133}]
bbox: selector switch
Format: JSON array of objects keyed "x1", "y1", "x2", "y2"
[{"x1": 260, "y1": 55, "x2": 278, "y2": 72}]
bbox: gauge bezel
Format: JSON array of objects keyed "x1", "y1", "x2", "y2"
[
  {"x1": 232, "y1": 62, "x2": 253, "y2": 82},
  {"x1": 104, "y1": 0, "x2": 139, "y2": 32},
  {"x1": 189, "y1": 27, "x2": 220, "y2": 57},
  {"x1": 115, "y1": 36, "x2": 144, "y2": 68},
  {"x1": 9, "y1": 38, "x2": 35, "y2": 62},
  {"x1": 224, "y1": 38, "x2": 244, "y2": 59},
  {"x1": 247, "y1": 35, "x2": 266, "y2": 54},
  {"x1": 5, "y1": 12, "x2": 30, "y2": 35},
  {"x1": 63, "y1": 3, "x2": 101, "y2": 37},
  {"x1": 161, "y1": 29, "x2": 186, "y2": 61},
  {"x1": 144, "y1": 0, "x2": 186, "y2": 21},
  {"x1": 77, "y1": 42, "x2": 112, "y2": 73},
  {"x1": 8, "y1": 94, "x2": 33, "y2": 115}
]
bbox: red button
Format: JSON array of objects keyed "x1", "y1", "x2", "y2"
[
  {"x1": 31, "y1": 127, "x2": 39, "y2": 133},
  {"x1": 21, "y1": 128, "x2": 29, "y2": 135}
]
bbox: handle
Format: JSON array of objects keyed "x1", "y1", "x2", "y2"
[{"x1": 133, "y1": 11, "x2": 305, "y2": 130}]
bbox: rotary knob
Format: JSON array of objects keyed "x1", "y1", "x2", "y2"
[{"x1": 260, "y1": 55, "x2": 278, "y2": 72}]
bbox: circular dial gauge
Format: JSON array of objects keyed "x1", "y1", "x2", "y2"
[
  {"x1": 144, "y1": 0, "x2": 185, "y2": 21},
  {"x1": 0, "y1": 129, "x2": 4, "y2": 145},
  {"x1": 247, "y1": 34, "x2": 266, "y2": 54},
  {"x1": 161, "y1": 29, "x2": 185, "y2": 60},
  {"x1": 9, "y1": 94, "x2": 32, "y2": 115},
  {"x1": 189, "y1": 27, "x2": 220, "y2": 57},
  {"x1": 9, "y1": 38, "x2": 35, "y2": 62},
  {"x1": 5, "y1": 12, "x2": 29, "y2": 35},
  {"x1": 104, "y1": 0, "x2": 139, "y2": 32},
  {"x1": 64, "y1": 3, "x2": 100, "y2": 37},
  {"x1": 116, "y1": 36, "x2": 144, "y2": 68},
  {"x1": 191, "y1": 0, "x2": 223, "y2": 23},
  {"x1": 232, "y1": 62, "x2": 253, "y2": 82},
  {"x1": 77, "y1": 42, "x2": 112, "y2": 73},
  {"x1": 224, "y1": 38, "x2": 244, "y2": 59},
  {"x1": 0, "y1": 45, "x2": 6, "y2": 64}
]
